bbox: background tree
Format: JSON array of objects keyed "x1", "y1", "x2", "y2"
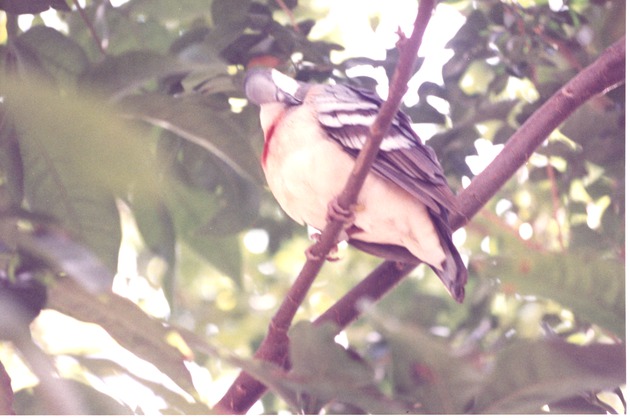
[{"x1": 0, "y1": 0, "x2": 624, "y2": 415}]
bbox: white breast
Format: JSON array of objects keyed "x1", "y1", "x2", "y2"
[{"x1": 258, "y1": 90, "x2": 446, "y2": 268}]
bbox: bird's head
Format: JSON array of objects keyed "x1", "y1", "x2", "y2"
[{"x1": 244, "y1": 68, "x2": 306, "y2": 106}]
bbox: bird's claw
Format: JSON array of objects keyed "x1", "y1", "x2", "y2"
[
  {"x1": 326, "y1": 197, "x2": 356, "y2": 225},
  {"x1": 306, "y1": 232, "x2": 340, "y2": 262}
]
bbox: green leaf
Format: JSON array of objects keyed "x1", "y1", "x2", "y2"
[
  {"x1": 80, "y1": 50, "x2": 191, "y2": 100},
  {"x1": 369, "y1": 310, "x2": 482, "y2": 414},
  {"x1": 180, "y1": 150, "x2": 261, "y2": 236},
  {"x1": 14, "y1": 379, "x2": 133, "y2": 415},
  {"x1": 163, "y1": 178, "x2": 242, "y2": 284},
  {"x1": 210, "y1": 0, "x2": 250, "y2": 27},
  {"x1": 0, "y1": 0, "x2": 51, "y2": 14},
  {"x1": 9, "y1": 112, "x2": 118, "y2": 272},
  {"x1": 126, "y1": 0, "x2": 212, "y2": 24},
  {"x1": 289, "y1": 321, "x2": 373, "y2": 385},
  {"x1": 282, "y1": 321, "x2": 410, "y2": 414},
  {"x1": 17, "y1": 229, "x2": 115, "y2": 295},
  {"x1": 127, "y1": 189, "x2": 177, "y2": 304},
  {"x1": 0, "y1": 121, "x2": 24, "y2": 205},
  {"x1": 47, "y1": 276, "x2": 197, "y2": 397},
  {"x1": 485, "y1": 251, "x2": 625, "y2": 339},
  {"x1": 73, "y1": 357, "x2": 212, "y2": 414},
  {"x1": 0, "y1": 360, "x2": 13, "y2": 415},
  {"x1": 121, "y1": 93, "x2": 264, "y2": 184},
  {"x1": 16, "y1": 26, "x2": 89, "y2": 83},
  {"x1": 472, "y1": 340, "x2": 625, "y2": 414},
  {"x1": 3, "y1": 76, "x2": 158, "y2": 273}
]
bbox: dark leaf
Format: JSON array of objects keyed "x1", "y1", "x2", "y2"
[
  {"x1": 16, "y1": 26, "x2": 89, "y2": 83},
  {"x1": 0, "y1": 360, "x2": 14, "y2": 415},
  {"x1": 49, "y1": 0, "x2": 69, "y2": 11},
  {"x1": 284, "y1": 321, "x2": 410, "y2": 414},
  {"x1": 80, "y1": 50, "x2": 191, "y2": 100},
  {"x1": 162, "y1": 177, "x2": 243, "y2": 284},
  {"x1": 547, "y1": 395, "x2": 608, "y2": 414},
  {"x1": 404, "y1": 102, "x2": 447, "y2": 124},
  {"x1": 0, "y1": 120, "x2": 24, "y2": 205},
  {"x1": 247, "y1": 3, "x2": 272, "y2": 30},
  {"x1": 13, "y1": 378, "x2": 133, "y2": 415},
  {"x1": 211, "y1": 0, "x2": 250, "y2": 27},
  {"x1": 297, "y1": 19, "x2": 316, "y2": 36},
  {"x1": 369, "y1": 310, "x2": 482, "y2": 414},
  {"x1": 121, "y1": 93, "x2": 264, "y2": 184},
  {"x1": 0, "y1": 0, "x2": 50, "y2": 14}
]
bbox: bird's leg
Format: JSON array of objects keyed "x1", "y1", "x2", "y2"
[{"x1": 305, "y1": 197, "x2": 360, "y2": 262}]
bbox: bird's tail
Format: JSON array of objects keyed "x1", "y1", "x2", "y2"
[{"x1": 431, "y1": 220, "x2": 467, "y2": 303}]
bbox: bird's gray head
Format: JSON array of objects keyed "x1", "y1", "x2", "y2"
[{"x1": 244, "y1": 68, "x2": 305, "y2": 106}]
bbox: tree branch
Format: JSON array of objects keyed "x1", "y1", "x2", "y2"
[
  {"x1": 450, "y1": 35, "x2": 625, "y2": 230},
  {"x1": 314, "y1": 35, "x2": 626, "y2": 334},
  {"x1": 213, "y1": 0, "x2": 436, "y2": 414},
  {"x1": 215, "y1": 8, "x2": 625, "y2": 414}
]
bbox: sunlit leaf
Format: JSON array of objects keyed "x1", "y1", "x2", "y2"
[
  {"x1": 47, "y1": 276, "x2": 196, "y2": 396},
  {"x1": 72, "y1": 357, "x2": 212, "y2": 415},
  {"x1": 486, "y1": 251, "x2": 624, "y2": 339}
]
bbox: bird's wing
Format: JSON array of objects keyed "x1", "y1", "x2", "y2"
[
  {"x1": 314, "y1": 84, "x2": 456, "y2": 218},
  {"x1": 316, "y1": 84, "x2": 467, "y2": 302}
]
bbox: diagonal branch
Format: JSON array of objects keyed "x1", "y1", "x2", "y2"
[
  {"x1": 449, "y1": 36, "x2": 625, "y2": 230},
  {"x1": 213, "y1": 0, "x2": 437, "y2": 414},
  {"x1": 315, "y1": 35, "x2": 626, "y2": 333}
]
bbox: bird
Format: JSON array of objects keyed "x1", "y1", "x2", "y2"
[{"x1": 244, "y1": 67, "x2": 467, "y2": 302}]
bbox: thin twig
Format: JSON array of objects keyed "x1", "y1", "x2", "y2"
[
  {"x1": 213, "y1": 0, "x2": 436, "y2": 414},
  {"x1": 545, "y1": 161, "x2": 565, "y2": 251},
  {"x1": 473, "y1": 208, "x2": 547, "y2": 253},
  {"x1": 72, "y1": 0, "x2": 107, "y2": 56},
  {"x1": 275, "y1": 0, "x2": 300, "y2": 33}
]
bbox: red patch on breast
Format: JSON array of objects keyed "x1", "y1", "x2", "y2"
[{"x1": 261, "y1": 109, "x2": 287, "y2": 168}]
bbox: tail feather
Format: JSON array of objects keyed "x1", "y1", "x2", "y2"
[
  {"x1": 431, "y1": 220, "x2": 467, "y2": 303},
  {"x1": 348, "y1": 227, "x2": 467, "y2": 303}
]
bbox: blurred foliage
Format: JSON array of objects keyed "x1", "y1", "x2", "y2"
[{"x1": 0, "y1": 0, "x2": 624, "y2": 415}]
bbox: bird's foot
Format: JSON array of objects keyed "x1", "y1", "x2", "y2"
[
  {"x1": 326, "y1": 197, "x2": 357, "y2": 225},
  {"x1": 305, "y1": 232, "x2": 340, "y2": 262}
]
